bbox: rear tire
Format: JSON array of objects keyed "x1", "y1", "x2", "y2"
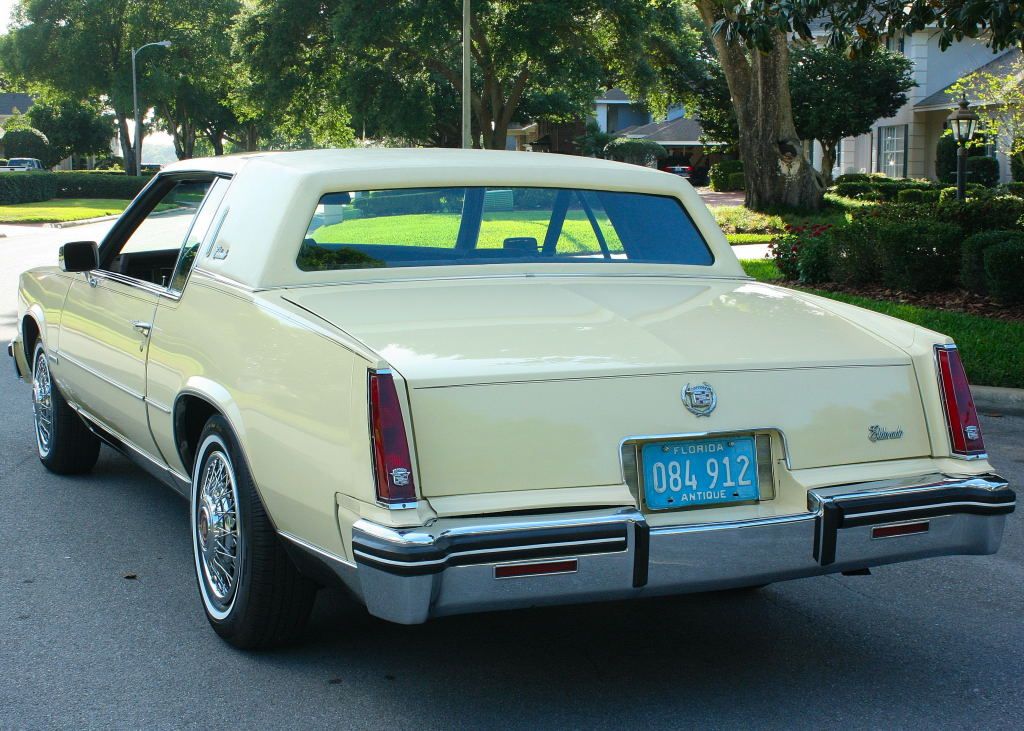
[
  {"x1": 30, "y1": 340, "x2": 100, "y2": 475},
  {"x1": 191, "y1": 415, "x2": 317, "y2": 648}
]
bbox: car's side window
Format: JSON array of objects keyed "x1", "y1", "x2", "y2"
[
  {"x1": 102, "y1": 179, "x2": 214, "y2": 287},
  {"x1": 167, "y1": 177, "x2": 230, "y2": 293}
]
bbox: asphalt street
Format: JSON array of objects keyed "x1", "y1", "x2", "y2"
[{"x1": 1, "y1": 222, "x2": 1022, "y2": 729}]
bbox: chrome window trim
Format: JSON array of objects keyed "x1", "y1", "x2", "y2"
[{"x1": 274, "y1": 271, "x2": 753, "y2": 291}]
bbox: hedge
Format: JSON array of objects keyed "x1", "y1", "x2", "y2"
[
  {"x1": 352, "y1": 190, "x2": 447, "y2": 216},
  {"x1": 726, "y1": 171, "x2": 745, "y2": 191},
  {"x1": 983, "y1": 241, "x2": 1024, "y2": 303},
  {"x1": 709, "y1": 160, "x2": 743, "y2": 191},
  {"x1": 0, "y1": 171, "x2": 151, "y2": 204},
  {"x1": 878, "y1": 220, "x2": 963, "y2": 292},
  {"x1": 966, "y1": 156, "x2": 1000, "y2": 187}
]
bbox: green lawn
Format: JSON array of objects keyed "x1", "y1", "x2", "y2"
[
  {"x1": 741, "y1": 259, "x2": 1024, "y2": 389},
  {"x1": 312, "y1": 209, "x2": 624, "y2": 253},
  {"x1": 0, "y1": 198, "x2": 133, "y2": 223}
]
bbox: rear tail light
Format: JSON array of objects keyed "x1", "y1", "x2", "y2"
[
  {"x1": 368, "y1": 369, "x2": 417, "y2": 506},
  {"x1": 934, "y1": 345, "x2": 986, "y2": 457}
]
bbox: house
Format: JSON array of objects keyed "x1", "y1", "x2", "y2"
[
  {"x1": 0, "y1": 92, "x2": 33, "y2": 126},
  {"x1": 827, "y1": 33, "x2": 1015, "y2": 182}
]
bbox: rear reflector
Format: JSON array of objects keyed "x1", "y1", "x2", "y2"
[
  {"x1": 368, "y1": 370, "x2": 417, "y2": 505},
  {"x1": 934, "y1": 345, "x2": 986, "y2": 457},
  {"x1": 872, "y1": 522, "x2": 929, "y2": 539},
  {"x1": 494, "y1": 559, "x2": 578, "y2": 579}
]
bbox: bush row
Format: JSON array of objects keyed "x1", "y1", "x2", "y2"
[
  {"x1": 769, "y1": 196, "x2": 1024, "y2": 303},
  {"x1": 352, "y1": 190, "x2": 448, "y2": 216},
  {"x1": 709, "y1": 160, "x2": 743, "y2": 191},
  {"x1": 0, "y1": 171, "x2": 151, "y2": 204}
]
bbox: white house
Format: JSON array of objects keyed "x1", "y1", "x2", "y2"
[{"x1": 828, "y1": 32, "x2": 1016, "y2": 182}]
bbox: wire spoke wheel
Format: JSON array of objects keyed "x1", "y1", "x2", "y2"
[
  {"x1": 193, "y1": 445, "x2": 242, "y2": 618},
  {"x1": 32, "y1": 348, "x2": 54, "y2": 457}
]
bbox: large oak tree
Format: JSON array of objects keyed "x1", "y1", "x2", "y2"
[{"x1": 236, "y1": 0, "x2": 704, "y2": 150}]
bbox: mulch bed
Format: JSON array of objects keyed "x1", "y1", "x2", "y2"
[{"x1": 791, "y1": 281, "x2": 1024, "y2": 322}]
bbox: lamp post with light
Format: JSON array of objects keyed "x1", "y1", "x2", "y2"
[
  {"x1": 131, "y1": 40, "x2": 172, "y2": 174},
  {"x1": 946, "y1": 95, "x2": 979, "y2": 201}
]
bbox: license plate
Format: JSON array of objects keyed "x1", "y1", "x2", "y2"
[{"x1": 641, "y1": 436, "x2": 759, "y2": 510}]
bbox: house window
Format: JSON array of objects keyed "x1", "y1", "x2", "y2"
[
  {"x1": 835, "y1": 143, "x2": 843, "y2": 170},
  {"x1": 802, "y1": 140, "x2": 815, "y2": 166},
  {"x1": 877, "y1": 125, "x2": 907, "y2": 178},
  {"x1": 886, "y1": 34, "x2": 905, "y2": 54}
]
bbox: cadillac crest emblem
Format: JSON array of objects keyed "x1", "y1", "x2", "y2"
[{"x1": 682, "y1": 382, "x2": 717, "y2": 417}]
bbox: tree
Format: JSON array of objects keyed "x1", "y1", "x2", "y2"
[
  {"x1": 695, "y1": 1, "x2": 823, "y2": 210},
  {"x1": 27, "y1": 95, "x2": 114, "y2": 167},
  {"x1": 790, "y1": 45, "x2": 914, "y2": 185},
  {"x1": 947, "y1": 55, "x2": 1024, "y2": 182},
  {"x1": 1, "y1": 0, "x2": 168, "y2": 174},
  {"x1": 604, "y1": 137, "x2": 668, "y2": 167},
  {"x1": 237, "y1": 0, "x2": 704, "y2": 150}
]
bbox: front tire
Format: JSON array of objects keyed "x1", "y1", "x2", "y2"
[
  {"x1": 191, "y1": 415, "x2": 317, "y2": 648},
  {"x1": 30, "y1": 340, "x2": 100, "y2": 475}
]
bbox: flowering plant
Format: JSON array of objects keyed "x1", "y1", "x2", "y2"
[{"x1": 767, "y1": 223, "x2": 833, "y2": 280}]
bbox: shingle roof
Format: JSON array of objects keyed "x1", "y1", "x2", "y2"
[
  {"x1": 596, "y1": 88, "x2": 631, "y2": 102},
  {"x1": 621, "y1": 116, "x2": 705, "y2": 144},
  {"x1": 916, "y1": 49, "x2": 1021, "y2": 109},
  {"x1": 0, "y1": 93, "x2": 33, "y2": 116}
]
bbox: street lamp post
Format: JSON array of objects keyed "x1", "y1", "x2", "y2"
[
  {"x1": 947, "y1": 95, "x2": 979, "y2": 201},
  {"x1": 131, "y1": 40, "x2": 172, "y2": 175}
]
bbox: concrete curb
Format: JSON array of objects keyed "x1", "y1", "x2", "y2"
[
  {"x1": 973, "y1": 385, "x2": 1024, "y2": 417},
  {"x1": 45, "y1": 214, "x2": 121, "y2": 229}
]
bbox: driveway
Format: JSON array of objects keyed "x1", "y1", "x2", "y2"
[{"x1": 696, "y1": 187, "x2": 745, "y2": 207}]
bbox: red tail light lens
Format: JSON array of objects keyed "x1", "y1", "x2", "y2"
[
  {"x1": 368, "y1": 370, "x2": 417, "y2": 505},
  {"x1": 934, "y1": 345, "x2": 986, "y2": 457}
]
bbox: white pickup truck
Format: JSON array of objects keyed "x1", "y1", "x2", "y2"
[{"x1": 0, "y1": 157, "x2": 46, "y2": 172}]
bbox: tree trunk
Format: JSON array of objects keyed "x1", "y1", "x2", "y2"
[
  {"x1": 819, "y1": 139, "x2": 838, "y2": 187},
  {"x1": 116, "y1": 111, "x2": 137, "y2": 176},
  {"x1": 208, "y1": 130, "x2": 225, "y2": 156},
  {"x1": 696, "y1": 2, "x2": 823, "y2": 211}
]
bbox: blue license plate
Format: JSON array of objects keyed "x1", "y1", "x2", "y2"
[{"x1": 641, "y1": 436, "x2": 759, "y2": 510}]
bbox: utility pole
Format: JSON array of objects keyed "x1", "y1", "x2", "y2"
[{"x1": 462, "y1": 0, "x2": 472, "y2": 149}]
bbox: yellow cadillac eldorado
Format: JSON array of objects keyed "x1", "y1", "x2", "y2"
[{"x1": 8, "y1": 149, "x2": 1015, "y2": 648}]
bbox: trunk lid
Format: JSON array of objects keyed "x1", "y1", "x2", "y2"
[{"x1": 283, "y1": 276, "x2": 931, "y2": 497}]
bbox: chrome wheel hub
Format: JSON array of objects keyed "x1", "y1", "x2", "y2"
[
  {"x1": 195, "y1": 450, "x2": 240, "y2": 611},
  {"x1": 32, "y1": 349, "x2": 53, "y2": 457}
]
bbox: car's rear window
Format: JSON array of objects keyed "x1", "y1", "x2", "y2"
[{"x1": 297, "y1": 186, "x2": 713, "y2": 270}]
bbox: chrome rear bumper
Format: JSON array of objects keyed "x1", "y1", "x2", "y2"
[{"x1": 348, "y1": 473, "x2": 1013, "y2": 624}]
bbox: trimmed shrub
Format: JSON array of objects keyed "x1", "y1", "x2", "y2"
[
  {"x1": 833, "y1": 181, "x2": 878, "y2": 199},
  {"x1": 939, "y1": 186, "x2": 958, "y2": 204},
  {"x1": 966, "y1": 155, "x2": 1000, "y2": 187},
  {"x1": 1012, "y1": 150, "x2": 1024, "y2": 182},
  {"x1": 983, "y1": 241, "x2": 1024, "y2": 303},
  {"x1": 897, "y1": 188, "x2": 927, "y2": 203},
  {"x1": 767, "y1": 223, "x2": 833, "y2": 280},
  {"x1": 53, "y1": 172, "x2": 150, "y2": 199},
  {"x1": 353, "y1": 190, "x2": 446, "y2": 216},
  {"x1": 1002, "y1": 181, "x2": 1024, "y2": 198},
  {"x1": 940, "y1": 195, "x2": 1024, "y2": 236},
  {"x1": 935, "y1": 135, "x2": 958, "y2": 183},
  {"x1": 0, "y1": 172, "x2": 58, "y2": 204},
  {"x1": 798, "y1": 234, "x2": 833, "y2": 284},
  {"x1": 604, "y1": 137, "x2": 667, "y2": 166},
  {"x1": 709, "y1": 159, "x2": 743, "y2": 191},
  {"x1": 878, "y1": 220, "x2": 963, "y2": 292},
  {"x1": 920, "y1": 189, "x2": 941, "y2": 203},
  {"x1": 961, "y1": 230, "x2": 1024, "y2": 293},
  {"x1": 2, "y1": 128, "x2": 53, "y2": 165},
  {"x1": 834, "y1": 173, "x2": 871, "y2": 184},
  {"x1": 829, "y1": 219, "x2": 883, "y2": 285},
  {"x1": 726, "y1": 171, "x2": 745, "y2": 191}
]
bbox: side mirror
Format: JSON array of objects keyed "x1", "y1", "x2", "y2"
[{"x1": 59, "y1": 241, "x2": 99, "y2": 273}]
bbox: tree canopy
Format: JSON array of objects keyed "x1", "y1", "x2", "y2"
[{"x1": 26, "y1": 95, "x2": 114, "y2": 167}]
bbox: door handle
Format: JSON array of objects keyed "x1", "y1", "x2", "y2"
[{"x1": 131, "y1": 321, "x2": 152, "y2": 337}]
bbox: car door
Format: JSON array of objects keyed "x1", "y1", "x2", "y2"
[{"x1": 57, "y1": 175, "x2": 217, "y2": 460}]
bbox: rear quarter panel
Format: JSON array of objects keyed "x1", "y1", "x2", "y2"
[{"x1": 146, "y1": 272, "x2": 388, "y2": 559}]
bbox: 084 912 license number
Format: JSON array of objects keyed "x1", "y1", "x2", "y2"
[{"x1": 641, "y1": 436, "x2": 759, "y2": 510}]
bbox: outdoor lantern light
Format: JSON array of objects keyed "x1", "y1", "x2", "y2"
[{"x1": 947, "y1": 95, "x2": 979, "y2": 201}]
